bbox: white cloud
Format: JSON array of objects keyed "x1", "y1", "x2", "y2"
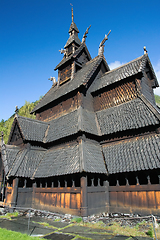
[
  {"x1": 109, "y1": 61, "x2": 125, "y2": 70},
  {"x1": 153, "y1": 61, "x2": 160, "y2": 96}
]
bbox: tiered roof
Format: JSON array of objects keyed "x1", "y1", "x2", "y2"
[{"x1": 1, "y1": 16, "x2": 160, "y2": 180}]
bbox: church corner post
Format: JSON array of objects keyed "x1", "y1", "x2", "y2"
[
  {"x1": 80, "y1": 174, "x2": 88, "y2": 217},
  {"x1": 104, "y1": 179, "x2": 110, "y2": 212},
  {"x1": 10, "y1": 178, "x2": 19, "y2": 210}
]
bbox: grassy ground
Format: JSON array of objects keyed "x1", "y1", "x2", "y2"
[
  {"x1": 0, "y1": 228, "x2": 41, "y2": 240},
  {"x1": 1, "y1": 211, "x2": 160, "y2": 239},
  {"x1": 0, "y1": 212, "x2": 19, "y2": 220},
  {"x1": 34, "y1": 217, "x2": 160, "y2": 239}
]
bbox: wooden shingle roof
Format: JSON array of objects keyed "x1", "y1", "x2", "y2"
[
  {"x1": 102, "y1": 134, "x2": 160, "y2": 174},
  {"x1": 54, "y1": 43, "x2": 91, "y2": 70},
  {"x1": 96, "y1": 98, "x2": 160, "y2": 136},
  {"x1": 2, "y1": 139, "x2": 107, "y2": 178},
  {"x1": 12, "y1": 97, "x2": 160, "y2": 144},
  {"x1": 31, "y1": 56, "x2": 103, "y2": 113},
  {"x1": 91, "y1": 54, "x2": 158, "y2": 94},
  {"x1": 17, "y1": 115, "x2": 48, "y2": 142},
  {"x1": 34, "y1": 139, "x2": 107, "y2": 178}
]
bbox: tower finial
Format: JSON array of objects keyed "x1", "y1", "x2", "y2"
[
  {"x1": 98, "y1": 30, "x2": 111, "y2": 56},
  {"x1": 1, "y1": 131, "x2": 4, "y2": 146},
  {"x1": 70, "y1": 3, "x2": 74, "y2": 22},
  {"x1": 143, "y1": 46, "x2": 148, "y2": 55},
  {"x1": 15, "y1": 106, "x2": 19, "y2": 117},
  {"x1": 82, "y1": 25, "x2": 91, "y2": 43}
]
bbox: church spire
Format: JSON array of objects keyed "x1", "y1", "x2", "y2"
[
  {"x1": 64, "y1": 7, "x2": 81, "y2": 52},
  {"x1": 71, "y1": 6, "x2": 74, "y2": 22},
  {"x1": 68, "y1": 7, "x2": 79, "y2": 35}
]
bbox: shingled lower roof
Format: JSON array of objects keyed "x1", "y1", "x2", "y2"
[
  {"x1": 12, "y1": 107, "x2": 99, "y2": 144},
  {"x1": 91, "y1": 54, "x2": 158, "y2": 93},
  {"x1": 96, "y1": 98, "x2": 159, "y2": 135},
  {"x1": 2, "y1": 145, "x2": 46, "y2": 178},
  {"x1": 102, "y1": 134, "x2": 160, "y2": 174},
  {"x1": 2, "y1": 137, "x2": 106, "y2": 178},
  {"x1": 46, "y1": 107, "x2": 100, "y2": 143},
  {"x1": 1, "y1": 145, "x2": 20, "y2": 176},
  {"x1": 34, "y1": 139, "x2": 107, "y2": 178},
  {"x1": 15, "y1": 115, "x2": 48, "y2": 142},
  {"x1": 31, "y1": 56, "x2": 103, "y2": 113},
  {"x1": 10, "y1": 147, "x2": 46, "y2": 178}
]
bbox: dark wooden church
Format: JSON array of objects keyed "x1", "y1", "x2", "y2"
[{"x1": 1, "y1": 10, "x2": 160, "y2": 216}]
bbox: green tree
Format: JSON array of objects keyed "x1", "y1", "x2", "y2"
[{"x1": 0, "y1": 99, "x2": 40, "y2": 144}]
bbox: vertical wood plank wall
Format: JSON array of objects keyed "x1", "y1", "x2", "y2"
[
  {"x1": 87, "y1": 186, "x2": 109, "y2": 216},
  {"x1": 109, "y1": 185, "x2": 160, "y2": 215},
  {"x1": 32, "y1": 187, "x2": 81, "y2": 215},
  {"x1": 5, "y1": 184, "x2": 160, "y2": 216}
]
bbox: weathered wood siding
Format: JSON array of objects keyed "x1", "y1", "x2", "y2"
[
  {"x1": 36, "y1": 94, "x2": 79, "y2": 122},
  {"x1": 59, "y1": 64, "x2": 72, "y2": 85},
  {"x1": 32, "y1": 187, "x2": 81, "y2": 215},
  {"x1": 141, "y1": 73, "x2": 156, "y2": 105},
  {"x1": 87, "y1": 185, "x2": 109, "y2": 216},
  {"x1": 93, "y1": 80, "x2": 137, "y2": 112},
  {"x1": 5, "y1": 187, "x2": 12, "y2": 204},
  {"x1": 109, "y1": 184, "x2": 160, "y2": 215},
  {"x1": 16, "y1": 188, "x2": 33, "y2": 207}
]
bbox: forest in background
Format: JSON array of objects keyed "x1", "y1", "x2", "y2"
[
  {"x1": 0, "y1": 95, "x2": 160, "y2": 144},
  {"x1": 0, "y1": 100, "x2": 39, "y2": 143}
]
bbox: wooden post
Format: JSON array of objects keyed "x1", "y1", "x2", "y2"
[
  {"x1": 11, "y1": 178, "x2": 19, "y2": 209},
  {"x1": 72, "y1": 179, "x2": 75, "y2": 188},
  {"x1": 104, "y1": 180, "x2": 109, "y2": 212},
  {"x1": 158, "y1": 175, "x2": 160, "y2": 184},
  {"x1": 32, "y1": 182, "x2": 36, "y2": 208},
  {"x1": 24, "y1": 179, "x2": 27, "y2": 188},
  {"x1": 80, "y1": 175, "x2": 88, "y2": 217},
  {"x1": 136, "y1": 176, "x2": 140, "y2": 185},
  {"x1": 147, "y1": 175, "x2": 151, "y2": 185}
]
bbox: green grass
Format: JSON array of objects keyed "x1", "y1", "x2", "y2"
[
  {"x1": 0, "y1": 211, "x2": 19, "y2": 220},
  {"x1": 146, "y1": 227, "x2": 154, "y2": 238},
  {"x1": 54, "y1": 218, "x2": 61, "y2": 222},
  {"x1": 78, "y1": 221, "x2": 153, "y2": 238},
  {"x1": 71, "y1": 217, "x2": 83, "y2": 223},
  {"x1": 0, "y1": 227, "x2": 41, "y2": 240}
]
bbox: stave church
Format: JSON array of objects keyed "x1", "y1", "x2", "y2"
[{"x1": 0, "y1": 9, "x2": 160, "y2": 216}]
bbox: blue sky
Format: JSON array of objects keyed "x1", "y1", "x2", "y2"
[{"x1": 0, "y1": 0, "x2": 160, "y2": 121}]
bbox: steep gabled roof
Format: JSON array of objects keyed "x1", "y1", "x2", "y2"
[
  {"x1": 1, "y1": 144, "x2": 20, "y2": 176},
  {"x1": 91, "y1": 54, "x2": 158, "y2": 94},
  {"x1": 45, "y1": 106, "x2": 100, "y2": 143},
  {"x1": 64, "y1": 34, "x2": 81, "y2": 49},
  {"x1": 68, "y1": 21, "x2": 79, "y2": 34},
  {"x1": 10, "y1": 107, "x2": 100, "y2": 144},
  {"x1": 54, "y1": 43, "x2": 92, "y2": 70},
  {"x1": 34, "y1": 139, "x2": 107, "y2": 178},
  {"x1": 10, "y1": 96, "x2": 160, "y2": 145},
  {"x1": 8, "y1": 115, "x2": 48, "y2": 143},
  {"x1": 9, "y1": 146, "x2": 46, "y2": 178},
  {"x1": 2, "y1": 139, "x2": 107, "y2": 178},
  {"x1": 2, "y1": 144, "x2": 46, "y2": 178},
  {"x1": 31, "y1": 56, "x2": 104, "y2": 114},
  {"x1": 96, "y1": 98, "x2": 160, "y2": 136},
  {"x1": 102, "y1": 133, "x2": 160, "y2": 174}
]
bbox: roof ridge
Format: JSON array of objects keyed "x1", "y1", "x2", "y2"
[
  {"x1": 139, "y1": 95, "x2": 160, "y2": 120},
  {"x1": 31, "y1": 86, "x2": 56, "y2": 114},
  {"x1": 96, "y1": 98, "x2": 140, "y2": 113},
  {"x1": 101, "y1": 55, "x2": 144, "y2": 77},
  {"x1": 17, "y1": 115, "x2": 48, "y2": 125}
]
